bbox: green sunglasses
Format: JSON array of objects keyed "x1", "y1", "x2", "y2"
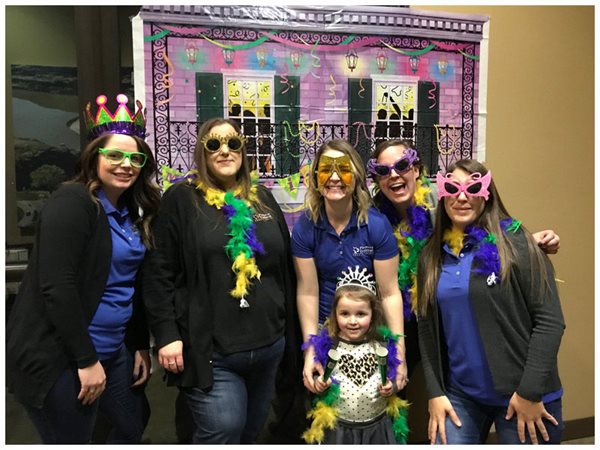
[{"x1": 98, "y1": 148, "x2": 147, "y2": 168}]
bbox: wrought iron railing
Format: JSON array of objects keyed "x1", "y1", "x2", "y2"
[{"x1": 160, "y1": 122, "x2": 471, "y2": 178}]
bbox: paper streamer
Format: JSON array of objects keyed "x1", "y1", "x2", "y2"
[
  {"x1": 431, "y1": 40, "x2": 469, "y2": 51},
  {"x1": 458, "y1": 49, "x2": 480, "y2": 60},
  {"x1": 358, "y1": 78, "x2": 365, "y2": 99},
  {"x1": 156, "y1": 51, "x2": 175, "y2": 106},
  {"x1": 144, "y1": 29, "x2": 170, "y2": 42},
  {"x1": 280, "y1": 63, "x2": 291, "y2": 94},
  {"x1": 352, "y1": 121, "x2": 371, "y2": 148},
  {"x1": 261, "y1": 32, "x2": 379, "y2": 51},
  {"x1": 199, "y1": 32, "x2": 273, "y2": 50},
  {"x1": 326, "y1": 74, "x2": 337, "y2": 106},
  {"x1": 428, "y1": 82, "x2": 437, "y2": 110},
  {"x1": 381, "y1": 41, "x2": 435, "y2": 57}
]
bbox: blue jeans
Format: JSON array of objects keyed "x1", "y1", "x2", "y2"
[
  {"x1": 182, "y1": 336, "x2": 285, "y2": 444},
  {"x1": 438, "y1": 386, "x2": 563, "y2": 444},
  {"x1": 25, "y1": 345, "x2": 149, "y2": 444}
]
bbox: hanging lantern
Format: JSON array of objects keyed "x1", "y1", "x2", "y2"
[
  {"x1": 345, "y1": 49, "x2": 358, "y2": 72},
  {"x1": 290, "y1": 50, "x2": 302, "y2": 69},
  {"x1": 222, "y1": 48, "x2": 235, "y2": 65},
  {"x1": 409, "y1": 55, "x2": 420, "y2": 74},
  {"x1": 438, "y1": 57, "x2": 448, "y2": 77},
  {"x1": 185, "y1": 40, "x2": 199, "y2": 65},
  {"x1": 375, "y1": 49, "x2": 388, "y2": 73},
  {"x1": 256, "y1": 48, "x2": 268, "y2": 68}
]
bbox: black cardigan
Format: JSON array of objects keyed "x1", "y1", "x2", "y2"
[
  {"x1": 417, "y1": 228, "x2": 565, "y2": 402},
  {"x1": 6, "y1": 183, "x2": 149, "y2": 408},
  {"x1": 142, "y1": 182, "x2": 301, "y2": 389}
]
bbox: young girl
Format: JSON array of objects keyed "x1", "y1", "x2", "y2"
[
  {"x1": 302, "y1": 266, "x2": 409, "y2": 445},
  {"x1": 417, "y1": 159, "x2": 565, "y2": 445}
]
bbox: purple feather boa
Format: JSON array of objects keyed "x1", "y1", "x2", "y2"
[
  {"x1": 301, "y1": 328, "x2": 333, "y2": 368},
  {"x1": 465, "y1": 219, "x2": 518, "y2": 281},
  {"x1": 403, "y1": 204, "x2": 432, "y2": 241}
]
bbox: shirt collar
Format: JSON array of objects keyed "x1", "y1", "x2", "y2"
[
  {"x1": 96, "y1": 188, "x2": 129, "y2": 219},
  {"x1": 315, "y1": 206, "x2": 359, "y2": 232}
]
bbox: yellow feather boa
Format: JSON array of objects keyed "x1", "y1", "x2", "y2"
[{"x1": 442, "y1": 226, "x2": 465, "y2": 256}]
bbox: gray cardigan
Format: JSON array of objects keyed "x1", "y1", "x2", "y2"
[{"x1": 417, "y1": 227, "x2": 565, "y2": 402}]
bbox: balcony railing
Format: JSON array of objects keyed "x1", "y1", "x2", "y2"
[{"x1": 160, "y1": 121, "x2": 470, "y2": 178}]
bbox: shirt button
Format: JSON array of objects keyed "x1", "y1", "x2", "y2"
[
  {"x1": 339, "y1": 251, "x2": 343, "y2": 255},
  {"x1": 129, "y1": 237, "x2": 132, "y2": 241},
  {"x1": 459, "y1": 253, "x2": 464, "y2": 258},
  {"x1": 456, "y1": 271, "x2": 460, "y2": 275}
]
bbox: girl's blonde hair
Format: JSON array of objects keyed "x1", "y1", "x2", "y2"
[
  {"x1": 327, "y1": 285, "x2": 384, "y2": 341},
  {"x1": 303, "y1": 139, "x2": 372, "y2": 224}
]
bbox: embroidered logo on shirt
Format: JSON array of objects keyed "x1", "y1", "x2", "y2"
[
  {"x1": 352, "y1": 246, "x2": 374, "y2": 256},
  {"x1": 253, "y1": 212, "x2": 273, "y2": 222}
]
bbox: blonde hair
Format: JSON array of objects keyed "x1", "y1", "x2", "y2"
[
  {"x1": 327, "y1": 285, "x2": 384, "y2": 342},
  {"x1": 303, "y1": 139, "x2": 372, "y2": 224}
]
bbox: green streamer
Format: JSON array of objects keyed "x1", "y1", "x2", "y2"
[{"x1": 144, "y1": 30, "x2": 170, "y2": 42}]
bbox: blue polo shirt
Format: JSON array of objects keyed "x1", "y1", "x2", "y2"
[
  {"x1": 291, "y1": 206, "x2": 398, "y2": 323},
  {"x1": 88, "y1": 189, "x2": 146, "y2": 360},
  {"x1": 437, "y1": 240, "x2": 562, "y2": 406}
]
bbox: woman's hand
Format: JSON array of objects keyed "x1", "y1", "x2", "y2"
[
  {"x1": 428, "y1": 395, "x2": 462, "y2": 444},
  {"x1": 77, "y1": 361, "x2": 107, "y2": 406},
  {"x1": 378, "y1": 378, "x2": 394, "y2": 398},
  {"x1": 158, "y1": 340, "x2": 184, "y2": 374},
  {"x1": 506, "y1": 392, "x2": 558, "y2": 444},
  {"x1": 532, "y1": 230, "x2": 560, "y2": 254},
  {"x1": 302, "y1": 346, "x2": 324, "y2": 394},
  {"x1": 131, "y1": 349, "x2": 151, "y2": 387}
]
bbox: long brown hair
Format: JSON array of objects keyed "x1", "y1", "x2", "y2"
[
  {"x1": 327, "y1": 285, "x2": 384, "y2": 342},
  {"x1": 303, "y1": 139, "x2": 372, "y2": 224},
  {"x1": 70, "y1": 134, "x2": 161, "y2": 248},
  {"x1": 417, "y1": 159, "x2": 554, "y2": 317}
]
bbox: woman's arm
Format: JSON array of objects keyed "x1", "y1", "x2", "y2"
[
  {"x1": 142, "y1": 185, "x2": 188, "y2": 374},
  {"x1": 293, "y1": 256, "x2": 322, "y2": 393},
  {"x1": 374, "y1": 255, "x2": 408, "y2": 390},
  {"x1": 38, "y1": 186, "x2": 99, "y2": 368}
]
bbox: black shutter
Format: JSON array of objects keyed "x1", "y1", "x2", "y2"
[
  {"x1": 348, "y1": 78, "x2": 373, "y2": 164},
  {"x1": 417, "y1": 81, "x2": 439, "y2": 174},
  {"x1": 196, "y1": 73, "x2": 224, "y2": 125},
  {"x1": 274, "y1": 75, "x2": 300, "y2": 176}
]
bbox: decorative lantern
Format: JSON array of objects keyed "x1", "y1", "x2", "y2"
[
  {"x1": 409, "y1": 55, "x2": 420, "y2": 74},
  {"x1": 290, "y1": 50, "x2": 302, "y2": 69},
  {"x1": 222, "y1": 48, "x2": 235, "y2": 65},
  {"x1": 375, "y1": 49, "x2": 388, "y2": 73},
  {"x1": 185, "y1": 40, "x2": 199, "y2": 65},
  {"x1": 345, "y1": 49, "x2": 358, "y2": 72},
  {"x1": 256, "y1": 48, "x2": 268, "y2": 68},
  {"x1": 438, "y1": 57, "x2": 448, "y2": 77}
]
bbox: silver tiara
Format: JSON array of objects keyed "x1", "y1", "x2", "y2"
[{"x1": 336, "y1": 265, "x2": 377, "y2": 295}]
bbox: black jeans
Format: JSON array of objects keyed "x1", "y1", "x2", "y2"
[{"x1": 25, "y1": 345, "x2": 149, "y2": 444}]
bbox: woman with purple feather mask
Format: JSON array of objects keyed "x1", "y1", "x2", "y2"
[
  {"x1": 142, "y1": 118, "x2": 299, "y2": 443},
  {"x1": 417, "y1": 159, "x2": 565, "y2": 445}
]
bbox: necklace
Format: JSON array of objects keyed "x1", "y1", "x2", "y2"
[
  {"x1": 443, "y1": 218, "x2": 521, "y2": 286},
  {"x1": 394, "y1": 176, "x2": 433, "y2": 317},
  {"x1": 196, "y1": 180, "x2": 265, "y2": 307},
  {"x1": 302, "y1": 326, "x2": 409, "y2": 444}
]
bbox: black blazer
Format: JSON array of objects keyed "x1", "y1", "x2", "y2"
[{"x1": 6, "y1": 183, "x2": 149, "y2": 408}]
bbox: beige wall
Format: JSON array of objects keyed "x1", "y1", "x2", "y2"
[{"x1": 418, "y1": 5, "x2": 594, "y2": 424}]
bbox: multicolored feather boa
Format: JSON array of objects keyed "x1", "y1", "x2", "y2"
[
  {"x1": 195, "y1": 179, "x2": 265, "y2": 307},
  {"x1": 443, "y1": 218, "x2": 521, "y2": 286},
  {"x1": 394, "y1": 176, "x2": 434, "y2": 318},
  {"x1": 301, "y1": 326, "x2": 410, "y2": 444}
]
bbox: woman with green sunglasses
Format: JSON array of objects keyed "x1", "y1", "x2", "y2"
[{"x1": 7, "y1": 94, "x2": 160, "y2": 443}]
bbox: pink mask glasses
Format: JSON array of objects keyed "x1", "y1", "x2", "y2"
[{"x1": 436, "y1": 171, "x2": 492, "y2": 200}]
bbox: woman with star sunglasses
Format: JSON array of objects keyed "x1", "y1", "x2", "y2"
[
  {"x1": 291, "y1": 139, "x2": 408, "y2": 399},
  {"x1": 6, "y1": 93, "x2": 160, "y2": 443},
  {"x1": 417, "y1": 159, "x2": 565, "y2": 445},
  {"x1": 142, "y1": 118, "x2": 300, "y2": 444}
]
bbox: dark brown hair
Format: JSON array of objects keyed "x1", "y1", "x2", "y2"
[{"x1": 327, "y1": 285, "x2": 384, "y2": 342}]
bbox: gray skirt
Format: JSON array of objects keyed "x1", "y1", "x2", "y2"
[{"x1": 322, "y1": 412, "x2": 397, "y2": 444}]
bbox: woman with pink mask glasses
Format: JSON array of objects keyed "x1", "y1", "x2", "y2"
[{"x1": 416, "y1": 159, "x2": 565, "y2": 445}]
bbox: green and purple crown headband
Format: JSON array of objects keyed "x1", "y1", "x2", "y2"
[{"x1": 85, "y1": 93, "x2": 146, "y2": 140}]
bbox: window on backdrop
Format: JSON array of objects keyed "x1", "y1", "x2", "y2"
[
  {"x1": 373, "y1": 80, "x2": 417, "y2": 146},
  {"x1": 226, "y1": 77, "x2": 274, "y2": 173}
]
